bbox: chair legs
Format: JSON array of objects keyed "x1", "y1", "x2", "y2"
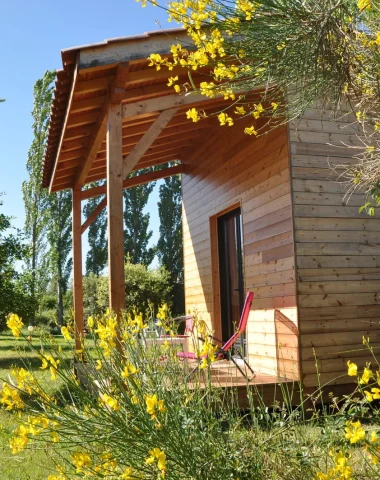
[
  {"x1": 230, "y1": 351, "x2": 255, "y2": 380},
  {"x1": 186, "y1": 353, "x2": 255, "y2": 381}
]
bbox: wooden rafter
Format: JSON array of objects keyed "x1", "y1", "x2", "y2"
[
  {"x1": 81, "y1": 196, "x2": 107, "y2": 234},
  {"x1": 84, "y1": 154, "x2": 181, "y2": 184},
  {"x1": 123, "y1": 108, "x2": 177, "y2": 178},
  {"x1": 82, "y1": 164, "x2": 186, "y2": 200},
  {"x1": 73, "y1": 64, "x2": 130, "y2": 190},
  {"x1": 48, "y1": 62, "x2": 79, "y2": 193},
  {"x1": 123, "y1": 93, "x2": 222, "y2": 118},
  {"x1": 72, "y1": 105, "x2": 108, "y2": 189},
  {"x1": 81, "y1": 164, "x2": 187, "y2": 232}
]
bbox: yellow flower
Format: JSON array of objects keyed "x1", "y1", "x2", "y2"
[
  {"x1": 236, "y1": 0, "x2": 259, "y2": 20},
  {"x1": 71, "y1": 451, "x2": 91, "y2": 473},
  {"x1": 121, "y1": 363, "x2": 138, "y2": 378},
  {"x1": 186, "y1": 108, "x2": 201, "y2": 122},
  {"x1": 364, "y1": 390, "x2": 373, "y2": 402},
  {"x1": 372, "y1": 387, "x2": 380, "y2": 399},
  {"x1": 96, "y1": 360, "x2": 102, "y2": 370},
  {"x1": 244, "y1": 126, "x2": 258, "y2": 136},
  {"x1": 271, "y1": 102, "x2": 279, "y2": 111},
  {"x1": 217, "y1": 112, "x2": 234, "y2": 126},
  {"x1": 101, "y1": 393, "x2": 120, "y2": 411},
  {"x1": 10, "y1": 425, "x2": 29, "y2": 454},
  {"x1": 12, "y1": 367, "x2": 33, "y2": 394},
  {"x1": 370, "y1": 430, "x2": 380, "y2": 443},
  {"x1": 61, "y1": 326, "x2": 72, "y2": 341},
  {"x1": 347, "y1": 360, "x2": 357, "y2": 377},
  {"x1": 146, "y1": 448, "x2": 167, "y2": 476},
  {"x1": 167, "y1": 75, "x2": 179, "y2": 86},
  {"x1": 174, "y1": 85, "x2": 181, "y2": 93},
  {"x1": 146, "y1": 394, "x2": 166, "y2": 416},
  {"x1": 40, "y1": 354, "x2": 60, "y2": 381},
  {"x1": 7, "y1": 313, "x2": 23, "y2": 338},
  {"x1": 360, "y1": 366, "x2": 372, "y2": 384},
  {"x1": 345, "y1": 419, "x2": 366, "y2": 443},
  {"x1": 120, "y1": 467, "x2": 135, "y2": 479},
  {"x1": 358, "y1": 0, "x2": 371, "y2": 10},
  {"x1": 235, "y1": 106, "x2": 246, "y2": 115},
  {"x1": 252, "y1": 103, "x2": 264, "y2": 119},
  {"x1": 87, "y1": 316, "x2": 94, "y2": 329},
  {"x1": 0, "y1": 383, "x2": 24, "y2": 411}
]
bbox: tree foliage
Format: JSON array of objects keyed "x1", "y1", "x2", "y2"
[
  {"x1": 157, "y1": 163, "x2": 184, "y2": 314},
  {"x1": 124, "y1": 169, "x2": 156, "y2": 265},
  {"x1": 142, "y1": 0, "x2": 380, "y2": 205},
  {"x1": 82, "y1": 260, "x2": 172, "y2": 319},
  {"x1": 0, "y1": 198, "x2": 32, "y2": 328},
  {"x1": 84, "y1": 182, "x2": 108, "y2": 275},
  {"x1": 46, "y1": 190, "x2": 72, "y2": 325},
  {"x1": 22, "y1": 70, "x2": 55, "y2": 323}
]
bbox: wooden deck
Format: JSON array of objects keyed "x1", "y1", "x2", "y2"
[{"x1": 187, "y1": 360, "x2": 297, "y2": 407}]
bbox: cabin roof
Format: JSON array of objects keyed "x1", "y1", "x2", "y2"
[{"x1": 43, "y1": 28, "x2": 234, "y2": 192}]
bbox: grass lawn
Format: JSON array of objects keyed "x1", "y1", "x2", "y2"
[{"x1": 0, "y1": 330, "x2": 71, "y2": 479}]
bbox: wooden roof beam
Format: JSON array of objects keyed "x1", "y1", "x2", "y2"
[
  {"x1": 73, "y1": 64, "x2": 130, "y2": 190},
  {"x1": 81, "y1": 164, "x2": 187, "y2": 232},
  {"x1": 123, "y1": 108, "x2": 177, "y2": 178},
  {"x1": 123, "y1": 93, "x2": 218, "y2": 118},
  {"x1": 48, "y1": 62, "x2": 79, "y2": 194},
  {"x1": 85, "y1": 154, "x2": 181, "y2": 184},
  {"x1": 82, "y1": 164, "x2": 186, "y2": 200}
]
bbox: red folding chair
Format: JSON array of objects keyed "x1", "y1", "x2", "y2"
[{"x1": 177, "y1": 292, "x2": 255, "y2": 379}]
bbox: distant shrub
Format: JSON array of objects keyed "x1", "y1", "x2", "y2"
[{"x1": 83, "y1": 260, "x2": 172, "y2": 319}]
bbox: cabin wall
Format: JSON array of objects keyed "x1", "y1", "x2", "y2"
[
  {"x1": 289, "y1": 108, "x2": 380, "y2": 389},
  {"x1": 182, "y1": 122, "x2": 299, "y2": 378}
]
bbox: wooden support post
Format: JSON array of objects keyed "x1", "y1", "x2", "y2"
[
  {"x1": 107, "y1": 103, "x2": 125, "y2": 318},
  {"x1": 72, "y1": 187, "x2": 84, "y2": 352}
]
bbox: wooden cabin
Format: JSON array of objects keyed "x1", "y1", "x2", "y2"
[{"x1": 43, "y1": 30, "x2": 380, "y2": 396}]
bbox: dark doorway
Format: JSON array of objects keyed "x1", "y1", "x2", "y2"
[{"x1": 217, "y1": 207, "x2": 245, "y2": 355}]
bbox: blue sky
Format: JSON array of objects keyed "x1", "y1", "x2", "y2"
[{"x1": 0, "y1": 0, "x2": 171, "y2": 262}]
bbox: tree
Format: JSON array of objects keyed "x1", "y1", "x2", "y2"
[
  {"x1": 84, "y1": 182, "x2": 107, "y2": 275},
  {"x1": 0, "y1": 197, "x2": 32, "y2": 328},
  {"x1": 82, "y1": 261, "x2": 172, "y2": 319},
  {"x1": 22, "y1": 70, "x2": 55, "y2": 324},
  {"x1": 157, "y1": 162, "x2": 184, "y2": 313},
  {"x1": 46, "y1": 190, "x2": 72, "y2": 325},
  {"x1": 124, "y1": 169, "x2": 156, "y2": 265},
  {"x1": 142, "y1": 0, "x2": 380, "y2": 206}
]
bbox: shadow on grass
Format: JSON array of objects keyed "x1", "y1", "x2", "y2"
[{"x1": 0, "y1": 356, "x2": 73, "y2": 372}]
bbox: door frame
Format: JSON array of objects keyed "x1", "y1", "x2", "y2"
[{"x1": 209, "y1": 201, "x2": 245, "y2": 344}]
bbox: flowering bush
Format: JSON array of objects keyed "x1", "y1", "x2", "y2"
[
  {"x1": 137, "y1": 0, "x2": 380, "y2": 208},
  {"x1": 1, "y1": 309, "x2": 346, "y2": 480},
  {"x1": 5, "y1": 311, "x2": 380, "y2": 479}
]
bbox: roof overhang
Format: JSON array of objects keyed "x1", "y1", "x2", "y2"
[{"x1": 43, "y1": 29, "x2": 261, "y2": 193}]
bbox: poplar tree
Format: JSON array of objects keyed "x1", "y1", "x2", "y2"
[
  {"x1": 157, "y1": 163, "x2": 184, "y2": 313},
  {"x1": 84, "y1": 182, "x2": 107, "y2": 275},
  {"x1": 46, "y1": 190, "x2": 72, "y2": 325},
  {"x1": 22, "y1": 70, "x2": 55, "y2": 323},
  {"x1": 157, "y1": 163, "x2": 183, "y2": 284},
  {"x1": 123, "y1": 170, "x2": 156, "y2": 265}
]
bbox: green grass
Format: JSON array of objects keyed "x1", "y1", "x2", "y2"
[{"x1": 0, "y1": 330, "x2": 71, "y2": 479}]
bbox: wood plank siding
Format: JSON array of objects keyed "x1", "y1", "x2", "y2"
[
  {"x1": 289, "y1": 109, "x2": 380, "y2": 388},
  {"x1": 182, "y1": 122, "x2": 299, "y2": 379}
]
